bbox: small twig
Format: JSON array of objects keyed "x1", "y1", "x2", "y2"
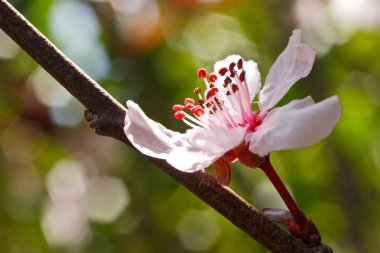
[
  {"x1": 259, "y1": 158, "x2": 330, "y2": 251},
  {"x1": 0, "y1": 1, "x2": 328, "y2": 252},
  {"x1": 260, "y1": 158, "x2": 307, "y2": 225}
]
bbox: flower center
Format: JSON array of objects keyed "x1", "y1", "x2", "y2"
[{"x1": 172, "y1": 58, "x2": 256, "y2": 130}]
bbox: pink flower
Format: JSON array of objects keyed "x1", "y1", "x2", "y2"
[{"x1": 124, "y1": 30, "x2": 341, "y2": 185}]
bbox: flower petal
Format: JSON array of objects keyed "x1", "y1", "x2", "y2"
[
  {"x1": 166, "y1": 127, "x2": 246, "y2": 172},
  {"x1": 124, "y1": 100, "x2": 182, "y2": 159},
  {"x1": 246, "y1": 96, "x2": 342, "y2": 157},
  {"x1": 124, "y1": 101, "x2": 246, "y2": 172},
  {"x1": 214, "y1": 55, "x2": 261, "y2": 101},
  {"x1": 259, "y1": 30, "x2": 316, "y2": 111}
]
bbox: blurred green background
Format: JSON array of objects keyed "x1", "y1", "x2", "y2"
[{"x1": 1, "y1": 0, "x2": 380, "y2": 252}]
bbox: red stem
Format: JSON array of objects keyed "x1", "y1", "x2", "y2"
[{"x1": 260, "y1": 158, "x2": 308, "y2": 226}]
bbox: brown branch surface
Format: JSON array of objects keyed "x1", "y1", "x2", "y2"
[{"x1": 0, "y1": 1, "x2": 331, "y2": 252}]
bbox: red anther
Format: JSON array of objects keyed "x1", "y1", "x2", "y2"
[
  {"x1": 230, "y1": 71, "x2": 236, "y2": 78},
  {"x1": 237, "y1": 58, "x2": 243, "y2": 69},
  {"x1": 206, "y1": 88, "x2": 218, "y2": 100},
  {"x1": 172, "y1": 104, "x2": 185, "y2": 111},
  {"x1": 197, "y1": 68, "x2": 207, "y2": 79},
  {"x1": 232, "y1": 83, "x2": 238, "y2": 93},
  {"x1": 194, "y1": 87, "x2": 201, "y2": 94},
  {"x1": 209, "y1": 83, "x2": 215, "y2": 88},
  {"x1": 199, "y1": 99, "x2": 204, "y2": 105},
  {"x1": 226, "y1": 91, "x2": 231, "y2": 96},
  {"x1": 239, "y1": 71, "x2": 246, "y2": 82},
  {"x1": 206, "y1": 91, "x2": 214, "y2": 100},
  {"x1": 209, "y1": 73, "x2": 218, "y2": 82},
  {"x1": 212, "y1": 87, "x2": 219, "y2": 93},
  {"x1": 218, "y1": 67, "x2": 228, "y2": 76},
  {"x1": 192, "y1": 105, "x2": 204, "y2": 116},
  {"x1": 224, "y1": 76, "x2": 232, "y2": 84},
  {"x1": 184, "y1": 98, "x2": 195, "y2": 105},
  {"x1": 229, "y1": 62, "x2": 236, "y2": 73},
  {"x1": 174, "y1": 111, "x2": 185, "y2": 120},
  {"x1": 185, "y1": 103, "x2": 194, "y2": 110},
  {"x1": 205, "y1": 102, "x2": 212, "y2": 108},
  {"x1": 223, "y1": 83, "x2": 228, "y2": 88}
]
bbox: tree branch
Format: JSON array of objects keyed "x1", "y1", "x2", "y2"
[{"x1": 0, "y1": 1, "x2": 331, "y2": 252}]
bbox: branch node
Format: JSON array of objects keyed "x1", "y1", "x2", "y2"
[{"x1": 84, "y1": 109, "x2": 108, "y2": 135}]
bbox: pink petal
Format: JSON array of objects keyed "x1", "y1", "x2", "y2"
[
  {"x1": 246, "y1": 96, "x2": 342, "y2": 157},
  {"x1": 214, "y1": 55, "x2": 261, "y2": 101},
  {"x1": 124, "y1": 101, "x2": 246, "y2": 172},
  {"x1": 259, "y1": 30, "x2": 316, "y2": 111}
]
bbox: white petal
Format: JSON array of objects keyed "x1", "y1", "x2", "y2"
[
  {"x1": 214, "y1": 55, "x2": 261, "y2": 101},
  {"x1": 259, "y1": 30, "x2": 316, "y2": 111},
  {"x1": 167, "y1": 127, "x2": 246, "y2": 172},
  {"x1": 124, "y1": 101, "x2": 246, "y2": 172},
  {"x1": 124, "y1": 100, "x2": 182, "y2": 159},
  {"x1": 270, "y1": 95, "x2": 315, "y2": 111},
  {"x1": 246, "y1": 96, "x2": 342, "y2": 157},
  {"x1": 244, "y1": 59, "x2": 262, "y2": 101},
  {"x1": 214, "y1": 55, "x2": 240, "y2": 70}
]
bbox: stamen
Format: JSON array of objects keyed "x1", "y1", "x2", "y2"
[
  {"x1": 221, "y1": 85, "x2": 244, "y2": 123},
  {"x1": 197, "y1": 68, "x2": 207, "y2": 79},
  {"x1": 194, "y1": 87, "x2": 201, "y2": 95},
  {"x1": 233, "y1": 67, "x2": 253, "y2": 122},
  {"x1": 229, "y1": 62, "x2": 236, "y2": 73},
  {"x1": 175, "y1": 60, "x2": 251, "y2": 129},
  {"x1": 197, "y1": 67, "x2": 212, "y2": 88},
  {"x1": 237, "y1": 58, "x2": 243, "y2": 69},
  {"x1": 212, "y1": 107, "x2": 235, "y2": 128},
  {"x1": 183, "y1": 111, "x2": 209, "y2": 128},
  {"x1": 174, "y1": 111, "x2": 185, "y2": 120},
  {"x1": 218, "y1": 67, "x2": 228, "y2": 76},
  {"x1": 196, "y1": 88, "x2": 205, "y2": 103},
  {"x1": 239, "y1": 71, "x2": 246, "y2": 82},
  {"x1": 232, "y1": 84, "x2": 238, "y2": 93},
  {"x1": 224, "y1": 76, "x2": 232, "y2": 84},
  {"x1": 172, "y1": 104, "x2": 185, "y2": 111},
  {"x1": 231, "y1": 71, "x2": 252, "y2": 123},
  {"x1": 209, "y1": 73, "x2": 217, "y2": 82},
  {"x1": 192, "y1": 105, "x2": 205, "y2": 117},
  {"x1": 214, "y1": 98, "x2": 224, "y2": 112},
  {"x1": 205, "y1": 87, "x2": 219, "y2": 100},
  {"x1": 185, "y1": 103, "x2": 194, "y2": 110},
  {"x1": 184, "y1": 98, "x2": 195, "y2": 105},
  {"x1": 182, "y1": 119, "x2": 202, "y2": 129}
]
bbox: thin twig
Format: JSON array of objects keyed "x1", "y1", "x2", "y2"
[{"x1": 0, "y1": 1, "x2": 327, "y2": 252}]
